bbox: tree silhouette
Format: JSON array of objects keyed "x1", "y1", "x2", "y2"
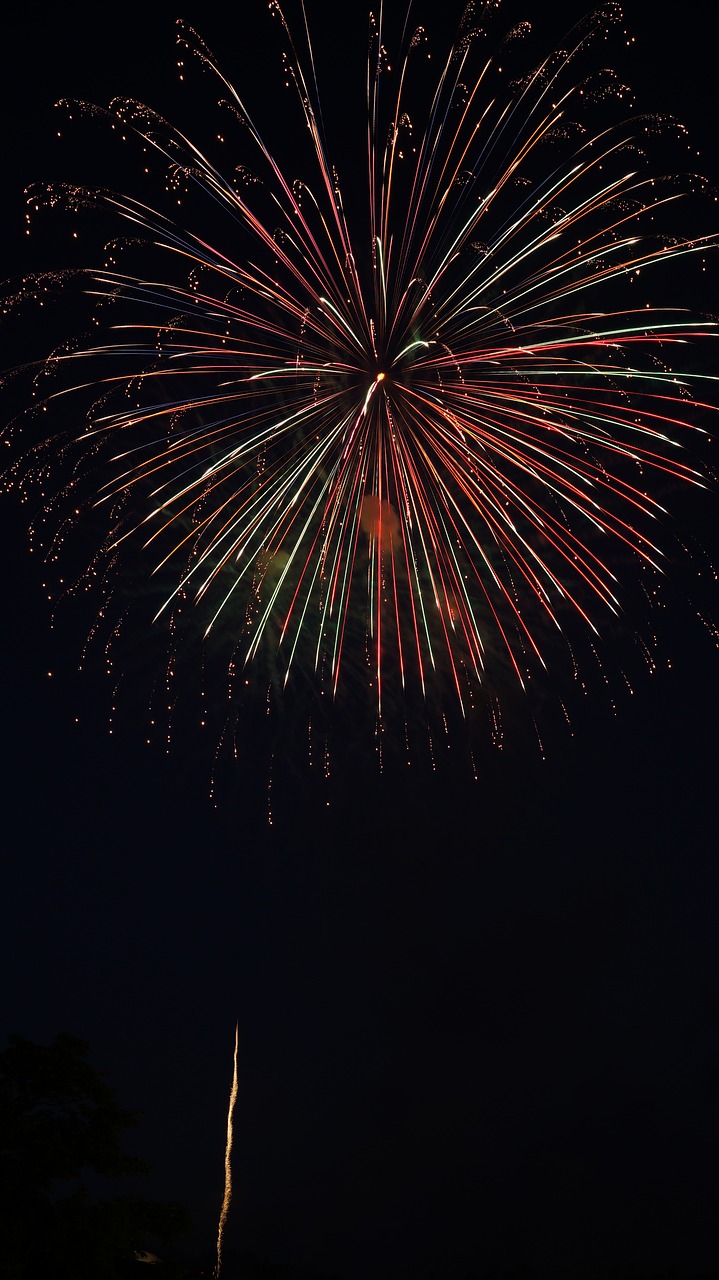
[{"x1": 0, "y1": 1033, "x2": 190, "y2": 1279}]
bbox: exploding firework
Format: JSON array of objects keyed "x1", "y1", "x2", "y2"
[{"x1": 2, "y1": 1, "x2": 717, "y2": 803}]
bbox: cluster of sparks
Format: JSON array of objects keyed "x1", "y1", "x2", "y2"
[{"x1": 3, "y1": 0, "x2": 717, "y2": 783}]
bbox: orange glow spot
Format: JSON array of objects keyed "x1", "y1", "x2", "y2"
[{"x1": 360, "y1": 495, "x2": 400, "y2": 551}]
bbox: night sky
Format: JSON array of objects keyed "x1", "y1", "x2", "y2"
[{"x1": 2, "y1": 4, "x2": 719, "y2": 1278}]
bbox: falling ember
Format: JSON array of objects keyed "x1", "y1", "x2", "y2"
[{"x1": 214, "y1": 1023, "x2": 239, "y2": 1280}]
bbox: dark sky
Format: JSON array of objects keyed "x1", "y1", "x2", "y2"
[{"x1": 2, "y1": 4, "x2": 719, "y2": 1278}]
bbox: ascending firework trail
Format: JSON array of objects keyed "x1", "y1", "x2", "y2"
[{"x1": 214, "y1": 1023, "x2": 239, "y2": 1280}]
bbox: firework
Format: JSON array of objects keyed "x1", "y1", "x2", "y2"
[{"x1": 3, "y1": 2, "x2": 717, "y2": 796}]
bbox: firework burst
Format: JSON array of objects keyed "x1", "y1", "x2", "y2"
[{"x1": 2, "y1": 1, "x2": 717, "y2": 802}]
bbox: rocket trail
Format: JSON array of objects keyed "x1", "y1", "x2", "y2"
[{"x1": 214, "y1": 1022, "x2": 239, "y2": 1280}]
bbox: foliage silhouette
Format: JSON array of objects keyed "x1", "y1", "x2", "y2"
[{"x1": 0, "y1": 1033, "x2": 190, "y2": 1279}]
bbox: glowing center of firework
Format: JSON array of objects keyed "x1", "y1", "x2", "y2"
[{"x1": 361, "y1": 370, "x2": 387, "y2": 416}]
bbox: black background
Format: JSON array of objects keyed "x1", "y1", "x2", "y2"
[{"x1": 2, "y1": 3, "x2": 719, "y2": 1277}]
